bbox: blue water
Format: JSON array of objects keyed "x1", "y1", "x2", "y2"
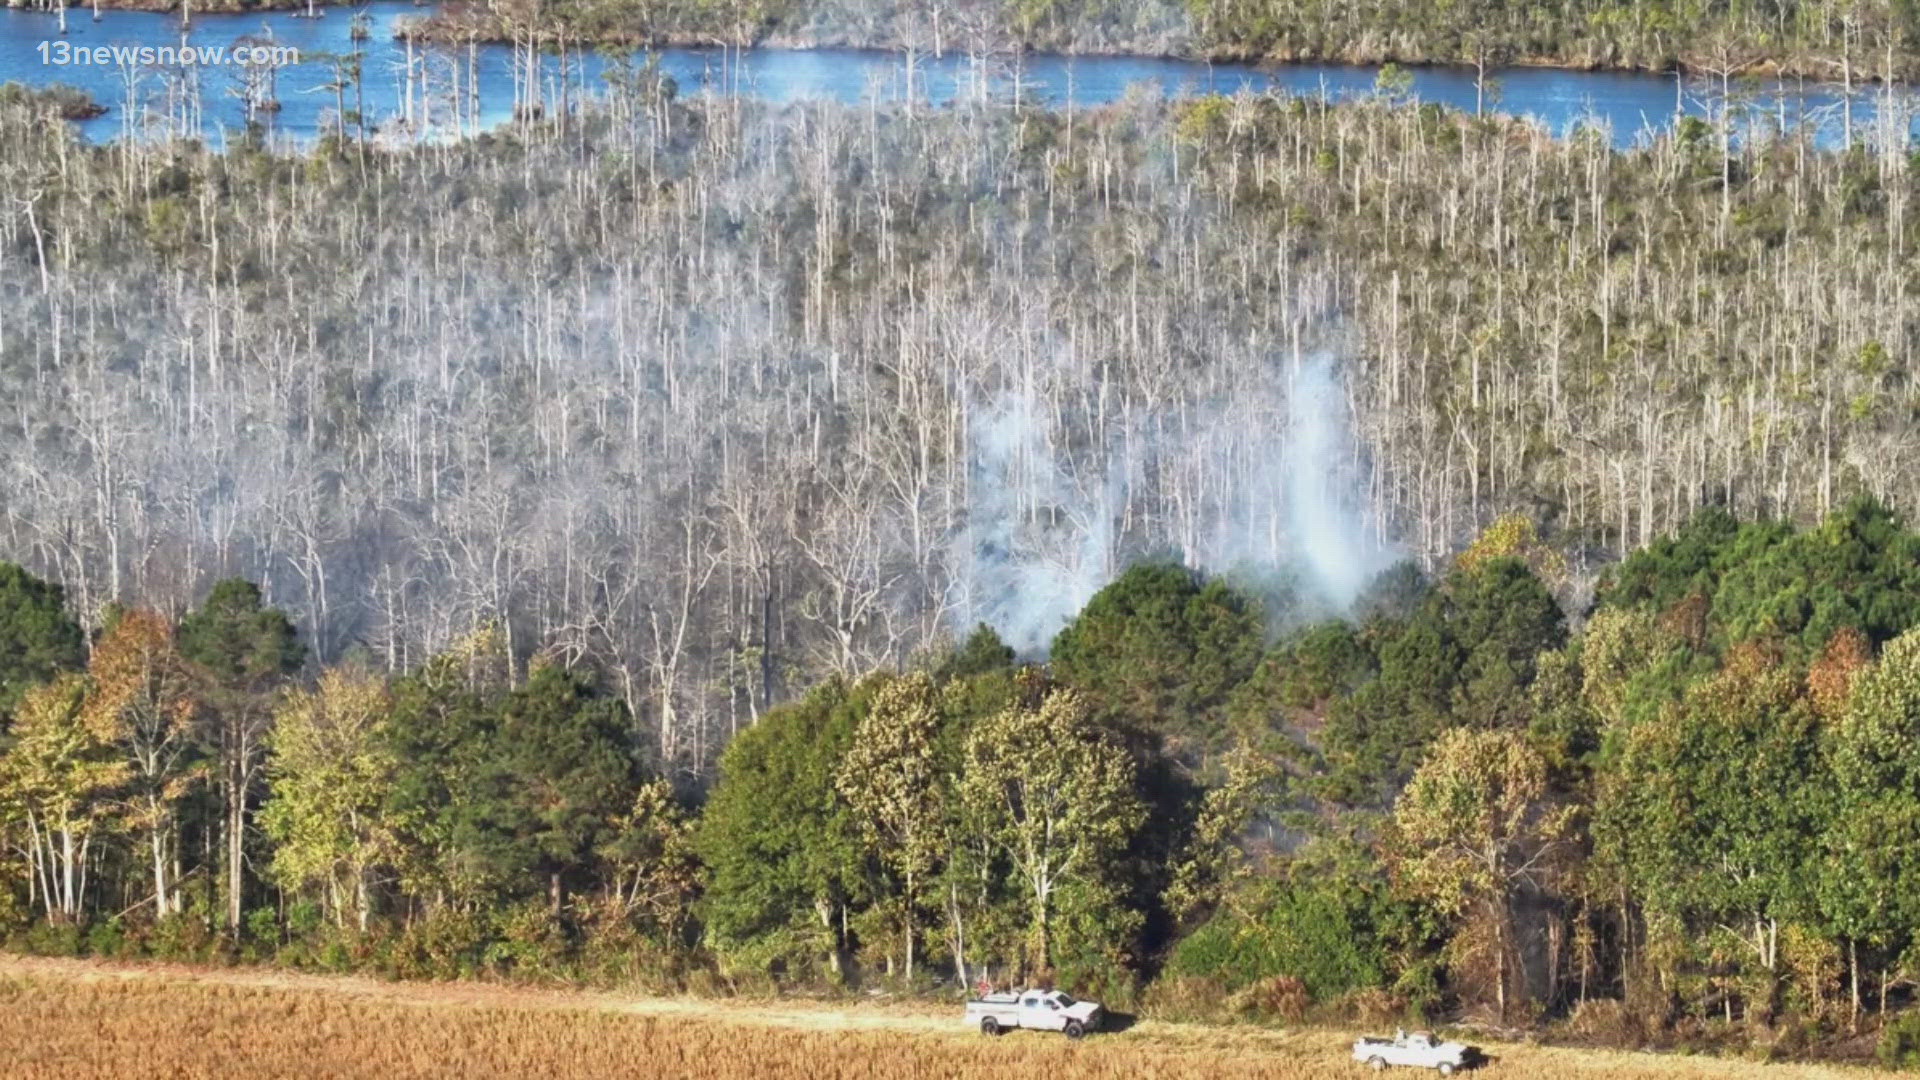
[{"x1": 0, "y1": 2, "x2": 1910, "y2": 148}]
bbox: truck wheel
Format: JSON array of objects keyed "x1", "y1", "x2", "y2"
[
  {"x1": 979, "y1": 1016, "x2": 999, "y2": 1036},
  {"x1": 1063, "y1": 1020, "x2": 1085, "y2": 1040},
  {"x1": 1438, "y1": 1065, "x2": 1455, "y2": 1076},
  {"x1": 1368, "y1": 1057, "x2": 1385, "y2": 1072}
]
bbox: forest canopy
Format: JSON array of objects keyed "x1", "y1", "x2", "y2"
[{"x1": 5, "y1": 497, "x2": 1920, "y2": 1057}]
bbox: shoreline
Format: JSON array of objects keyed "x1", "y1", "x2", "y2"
[{"x1": 16, "y1": 0, "x2": 1916, "y2": 86}]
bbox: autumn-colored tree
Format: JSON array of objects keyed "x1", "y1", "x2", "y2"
[
  {"x1": 1392, "y1": 727, "x2": 1575, "y2": 1020},
  {"x1": 600, "y1": 779, "x2": 703, "y2": 938},
  {"x1": 1808, "y1": 626, "x2": 1872, "y2": 725},
  {"x1": 960, "y1": 688, "x2": 1142, "y2": 974},
  {"x1": 1456, "y1": 513, "x2": 1569, "y2": 590},
  {"x1": 1577, "y1": 607, "x2": 1694, "y2": 734},
  {"x1": 835, "y1": 672, "x2": 947, "y2": 981},
  {"x1": 259, "y1": 667, "x2": 396, "y2": 931},
  {"x1": 0, "y1": 676, "x2": 127, "y2": 922},
  {"x1": 1823, "y1": 628, "x2": 1920, "y2": 1028},
  {"x1": 85, "y1": 610, "x2": 204, "y2": 920},
  {"x1": 1165, "y1": 739, "x2": 1279, "y2": 923}
]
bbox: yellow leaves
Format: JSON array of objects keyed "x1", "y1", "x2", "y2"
[
  {"x1": 0, "y1": 675, "x2": 128, "y2": 826},
  {"x1": 1456, "y1": 512, "x2": 1569, "y2": 587},
  {"x1": 1166, "y1": 739, "x2": 1278, "y2": 921},
  {"x1": 9, "y1": 676, "x2": 94, "y2": 754},
  {"x1": 274, "y1": 667, "x2": 392, "y2": 766},
  {"x1": 835, "y1": 672, "x2": 944, "y2": 879},
  {"x1": 261, "y1": 664, "x2": 399, "y2": 914},
  {"x1": 1391, "y1": 728, "x2": 1566, "y2": 916}
]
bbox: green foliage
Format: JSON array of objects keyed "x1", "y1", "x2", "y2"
[
  {"x1": 1323, "y1": 557, "x2": 1563, "y2": 800},
  {"x1": 1596, "y1": 642, "x2": 1825, "y2": 970},
  {"x1": 959, "y1": 687, "x2": 1144, "y2": 974},
  {"x1": 1050, "y1": 563, "x2": 1264, "y2": 754},
  {"x1": 381, "y1": 630, "x2": 520, "y2": 904},
  {"x1": 1373, "y1": 63, "x2": 1414, "y2": 100},
  {"x1": 1165, "y1": 741, "x2": 1279, "y2": 922},
  {"x1": 1714, "y1": 497, "x2": 1920, "y2": 653},
  {"x1": 935, "y1": 624, "x2": 1017, "y2": 682},
  {"x1": 1822, "y1": 628, "x2": 1920, "y2": 965},
  {"x1": 176, "y1": 579, "x2": 305, "y2": 685},
  {"x1": 0, "y1": 563, "x2": 85, "y2": 722},
  {"x1": 1229, "y1": 620, "x2": 1374, "y2": 742},
  {"x1": 1166, "y1": 870, "x2": 1389, "y2": 1003},
  {"x1": 834, "y1": 673, "x2": 947, "y2": 979},
  {"x1": 1880, "y1": 1008, "x2": 1920, "y2": 1071},
  {"x1": 1604, "y1": 501, "x2": 1920, "y2": 659},
  {"x1": 697, "y1": 677, "x2": 869, "y2": 976},
  {"x1": 493, "y1": 662, "x2": 640, "y2": 900}
]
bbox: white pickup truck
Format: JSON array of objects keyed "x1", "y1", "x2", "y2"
[
  {"x1": 1352, "y1": 1030, "x2": 1476, "y2": 1074},
  {"x1": 965, "y1": 989, "x2": 1103, "y2": 1039}
]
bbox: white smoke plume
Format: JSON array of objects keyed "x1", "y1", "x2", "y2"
[{"x1": 950, "y1": 351, "x2": 1395, "y2": 656}]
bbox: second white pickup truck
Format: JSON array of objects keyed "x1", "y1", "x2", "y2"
[
  {"x1": 1352, "y1": 1030, "x2": 1476, "y2": 1073},
  {"x1": 965, "y1": 989, "x2": 1103, "y2": 1039}
]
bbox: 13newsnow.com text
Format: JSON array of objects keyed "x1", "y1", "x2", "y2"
[{"x1": 36, "y1": 41, "x2": 303, "y2": 68}]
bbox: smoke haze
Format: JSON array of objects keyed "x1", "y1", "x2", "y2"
[{"x1": 951, "y1": 351, "x2": 1396, "y2": 656}]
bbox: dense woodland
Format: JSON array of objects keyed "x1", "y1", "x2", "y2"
[
  {"x1": 411, "y1": 0, "x2": 1920, "y2": 78},
  {"x1": 0, "y1": 54, "x2": 1919, "y2": 1063},
  {"x1": 10, "y1": 505, "x2": 1920, "y2": 1065}
]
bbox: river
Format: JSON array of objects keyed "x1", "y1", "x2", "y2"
[{"x1": 0, "y1": 1, "x2": 1911, "y2": 148}]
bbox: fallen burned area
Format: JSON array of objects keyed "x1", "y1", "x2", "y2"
[{"x1": 0, "y1": 955, "x2": 1900, "y2": 1079}]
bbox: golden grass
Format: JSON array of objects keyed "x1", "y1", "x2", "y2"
[{"x1": 0, "y1": 955, "x2": 1903, "y2": 1079}]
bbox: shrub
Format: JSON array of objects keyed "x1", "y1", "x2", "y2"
[
  {"x1": 1338, "y1": 986, "x2": 1411, "y2": 1028},
  {"x1": 1141, "y1": 974, "x2": 1231, "y2": 1023},
  {"x1": 19, "y1": 921, "x2": 84, "y2": 957},
  {"x1": 241, "y1": 907, "x2": 281, "y2": 962},
  {"x1": 1163, "y1": 876, "x2": 1386, "y2": 1003},
  {"x1": 147, "y1": 913, "x2": 218, "y2": 962},
  {"x1": 1226, "y1": 975, "x2": 1310, "y2": 1023},
  {"x1": 486, "y1": 904, "x2": 576, "y2": 982},
  {"x1": 85, "y1": 918, "x2": 129, "y2": 959},
  {"x1": 1564, "y1": 998, "x2": 1649, "y2": 1047},
  {"x1": 1879, "y1": 1009, "x2": 1920, "y2": 1071}
]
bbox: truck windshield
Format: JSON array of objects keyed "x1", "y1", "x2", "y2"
[{"x1": 1054, "y1": 994, "x2": 1075, "y2": 1006}]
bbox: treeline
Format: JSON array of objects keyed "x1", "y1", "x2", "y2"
[
  {"x1": 10, "y1": 497, "x2": 1920, "y2": 1066},
  {"x1": 418, "y1": 0, "x2": 1920, "y2": 78}
]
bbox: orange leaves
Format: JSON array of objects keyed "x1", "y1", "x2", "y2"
[
  {"x1": 83, "y1": 609, "x2": 203, "y2": 749},
  {"x1": 1808, "y1": 626, "x2": 1871, "y2": 724}
]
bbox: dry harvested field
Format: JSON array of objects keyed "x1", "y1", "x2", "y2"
[{"x1": 0, "y1": 954, "x2": 1902, "y2": 1080}]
